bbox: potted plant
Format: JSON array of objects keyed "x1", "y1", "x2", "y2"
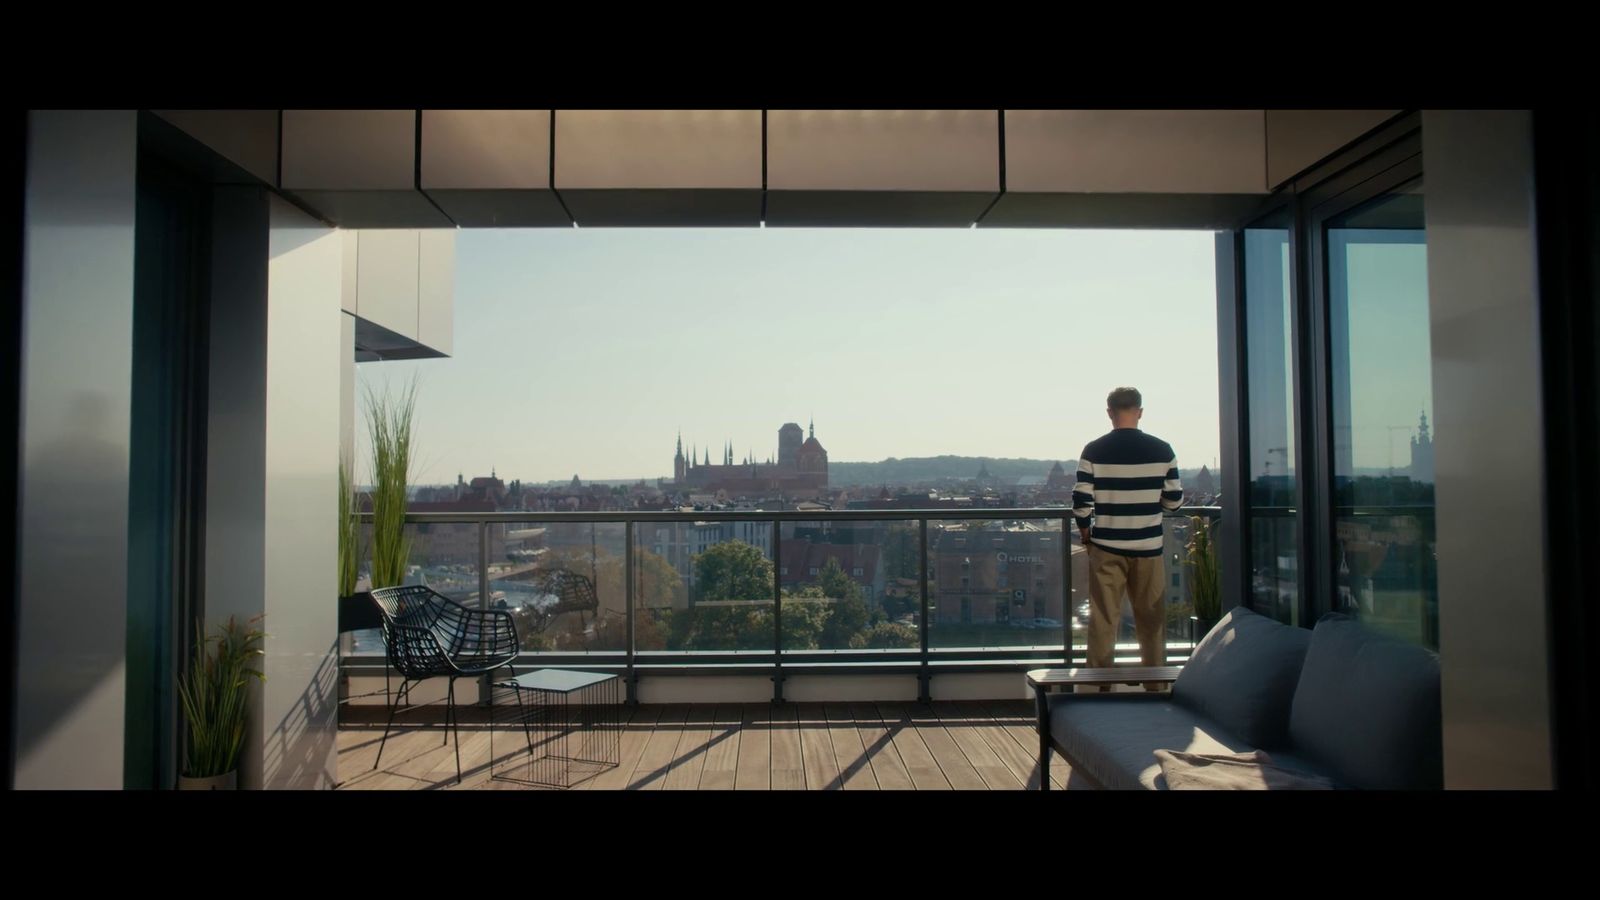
[
  {"x1": 1186, "y1": 514, "x2": 1221, "y2": 644},
  {"x1": 176, "y1": 616, "x2": 266, "y2": 789},
  {"x1": 365, "y1": 378, "x2": 417, "y2": 590},
  {"x1": 336, "y1": 458, "x2": 377, "y2": 633}
]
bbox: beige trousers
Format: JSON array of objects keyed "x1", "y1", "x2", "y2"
[{"x1": 1086, "y1": 544, "x2": 1167, "y2": 691}]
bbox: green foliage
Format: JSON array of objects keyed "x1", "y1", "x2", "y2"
[
  {"x1": 815, "y1": 557, "x2": 862, "y2": 604},
  {"x1": 849, "y1": 621, "x2": 919, "y2": 650},
  {"x1": 815, "y1": 558, "x2": 869, "y2": 648},
  {"x1": 664, "y1": 604, "x2": 776, "y2": 651},
  {"x1": 337, "y1": 459, "x2": 359, "y2": 597},
  {"x1": 511, "y1": 546, "x2": 682, "y2": 651},
  {"x1": 882, "y1": 524, "x2": 920, "y2": 581},
  {"x1": 879, "y1": 591, "x2": 916, "y2": 621},
  {"x1": 1186, "y1": 515, "x2": 1220, "y2": 620},
  {"x1": 776, "y1": 596, "x2": 830, "y2": 650},
  {"x1": 365, "y1": 378, "x2": 417, "y2": 588},
  {"x1": 176, "y1": 616, "x2": 266, "y2": 778},
  {"x1": 691, "y1": 540, "x2": 773, "y2": 603},
  {"x1": 591, "y1": 610, "x2": 667, "y2": 652},
  {"x1": 631, "y1": 543, "x2": 898, "y2": 652}
]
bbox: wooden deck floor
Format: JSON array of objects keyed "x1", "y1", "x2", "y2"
[{"x1": 337, "y1": 701, "x2": 1064, "y2": 790}]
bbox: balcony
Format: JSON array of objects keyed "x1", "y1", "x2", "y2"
[
  {"x1": 12, "y1": 109, "x2": 1577, "y2": 793},
  {"x1": 338, "y1": 700, "x2": 1062, "y2": 790},
  {"x1": 338, "y1": 506, "x2": 1217, "y2": 789}
]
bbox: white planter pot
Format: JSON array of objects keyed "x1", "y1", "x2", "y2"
[{"x1": 178, "y1": 771, "x2": 238, "y2": 790}]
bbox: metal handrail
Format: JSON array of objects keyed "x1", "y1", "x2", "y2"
[
  {"x1": 356, "y1": 506, "x2": 1221, "y2": 524},
  {"x1": 342, "y1": 506, "x2": 1221, "y2": 703}
]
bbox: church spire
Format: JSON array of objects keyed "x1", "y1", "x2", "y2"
[{"x1": 808, "y1": 416, "x2": 814, "y2": 440}]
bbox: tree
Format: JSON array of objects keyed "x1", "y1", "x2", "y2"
[
  {"x1": 512, "y1": 611, "x2": 556, "y2": 652},
  {"x1": 588, "y1": 608, "x2": 666, "y2": 651},
  {"x1": 777, "y1": 588, "x2": 830, "y2": 650},
  {"x1": 692, "y1": 540, "x2": 774, "y2": 603},
  {"x1": 631, "y1": 549, "x2": 687, "y2": 610},
  {"x1": 816, "y1": 558, "x2": 869, "y2": 648},
  {"x1": 849, "y1": 622, "x2": 918, "y2": 649},
  {"x1": 816, "y1": 556, "x2": 863, "y2": 605},
  {"x1": 880, "y1": 590, "x2": 916, "y2": 622},
  {"x1": 514, "y1": 546, "x2": 683, "y2": 651},
  {"x1": 883, "y1": 524, "x2": 920, "y2": 581},
  {"x1": 533, "y1": 546, "x2": 684, "y2": 614},
  {"x1": 659, "y1": 605, "x2": 774, "y2": 651}
]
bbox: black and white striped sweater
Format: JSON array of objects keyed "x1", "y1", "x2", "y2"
[{"x1": 1072, "y1": 428, "x2": 1183, "y2": 557}]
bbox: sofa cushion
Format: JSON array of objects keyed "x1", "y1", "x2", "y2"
[
  {"x1": 1259, "y1": 748, "x2": 1347, "y2": 788},
  {"x1": 1171, "y1": 606, "x2": 1312, "y2": 749},
  {"x1": 1288, "y1": 613, "x2": 1443, "y2": 790},
  {"x1": 1046, "y1": 692, "x2": 1341, "y2": 789}
]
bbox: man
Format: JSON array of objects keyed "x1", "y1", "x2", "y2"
[{"x1": 1072, "y1": 387, "x2": 1183, "y2": 690}]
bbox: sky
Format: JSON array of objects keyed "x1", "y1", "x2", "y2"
[
  {"x1": 1336, "y1": 238, "x2": 1433, "y2": 474},
  {"x1": 356, "y1": 228, "x2": 1223, "y2": 485}
]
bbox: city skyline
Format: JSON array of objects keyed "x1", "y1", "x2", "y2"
[{"x1": 356, "y1": 228, "x2": 1223, "y2": 483}]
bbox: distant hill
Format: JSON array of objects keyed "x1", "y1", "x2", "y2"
[{"x1": 829, "y1": 455, "x2": 1072, "y2": 487}]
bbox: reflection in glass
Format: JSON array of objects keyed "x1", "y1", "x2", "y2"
[
  {"x1": 780, "y1": 521, "x2": 918, "y2": 652},
  {"x1": 927, "y1": 519, "x2": 1071, "y2": 651},
  {"x1": 634, "y1": 521, "x2": 773, "y2": 653},
  {"x1": 1326, "y1": 179, "x2": 1437, "y2": 647},
  {"x1": 1243, "y1": 222, "x2": 1299, "y2": 625}
]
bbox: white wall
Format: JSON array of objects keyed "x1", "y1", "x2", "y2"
[
  {"x1": 205, "y1": 192, "x2": 342, "y2": 789},
  {"x1": 354, "y1": 230, "x2": 419, "y2": 340},
  {"x1": 1423, "y1": 110, "x2": 1554, "y2": 789},
  {"x1": 15, "y1": 110, "x2": 138, "y2": 789},
  {"x1": 341, "y1": 229, "x2": 455, "y2": 357},
  {"x1": 260, "y1": 196, "x2": 342, "y2": 789}
]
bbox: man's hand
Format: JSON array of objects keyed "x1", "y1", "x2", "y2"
[{"x1": 1079, "y1": 526, "x2": 1092, "y2": 548}]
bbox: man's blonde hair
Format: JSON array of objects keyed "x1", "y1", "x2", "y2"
[{"x1": 1107, "y1": 387, "x2": 1142, "y2": 411}]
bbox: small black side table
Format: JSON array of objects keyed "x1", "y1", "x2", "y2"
[{"x1": 491, "y1": 669, "x2": 623, "y2": 788}]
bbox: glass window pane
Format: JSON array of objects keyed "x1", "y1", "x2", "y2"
[
  {"x1": 1325, "y1": 178, "x2": 1437, "y2": 647},
  {"x1": 777, "y1": 520, "x2": 918, "y2": 652},
  {"x1": 634, "y1": 520, "x2": 774, "y2": 655},
  {"x1": 928, "y1": 519, "x2": 1070, "y2": 651},
  {"x1": 1243, "y1": 222, "x2": 1299, "y2": 625}
]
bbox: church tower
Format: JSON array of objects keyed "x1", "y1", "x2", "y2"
[{"x1": 1409, "y1": 409, "x2": 1435, "y2": 483}]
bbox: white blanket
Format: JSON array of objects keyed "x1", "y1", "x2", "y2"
[{"x1": 1154, "y1": 749, "x2": 1336, "y2": 790}]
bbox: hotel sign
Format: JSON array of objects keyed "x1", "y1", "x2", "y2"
[{"x1": 997, "y1": 552, "x2": 1042, "y2": 563}]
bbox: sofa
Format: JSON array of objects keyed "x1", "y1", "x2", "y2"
[{"x1": 1037, "y1": 607, "x2": 1443, "y2": 790}]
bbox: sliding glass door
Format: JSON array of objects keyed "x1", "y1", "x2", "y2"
[
  {"x1": 1240, "y1": 210, "x2": 1300, "y2": 626},
  {"x1": 1321, "y1": 177, "x2": 1437, "y2": 647},
  {"x1": 1228, "y1": 114, "x2": 1437, "y2": 648}
]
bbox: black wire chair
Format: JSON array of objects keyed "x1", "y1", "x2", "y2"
[
  {"x1": 541, "y1": 568, "x2": 600, "y2": 622},
  {"x1": 517, "y1": 568, "x2": 601, "y2": 640},
  {"x1": 369, "y1": 584, "x2": 520, "y2": 784}
]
